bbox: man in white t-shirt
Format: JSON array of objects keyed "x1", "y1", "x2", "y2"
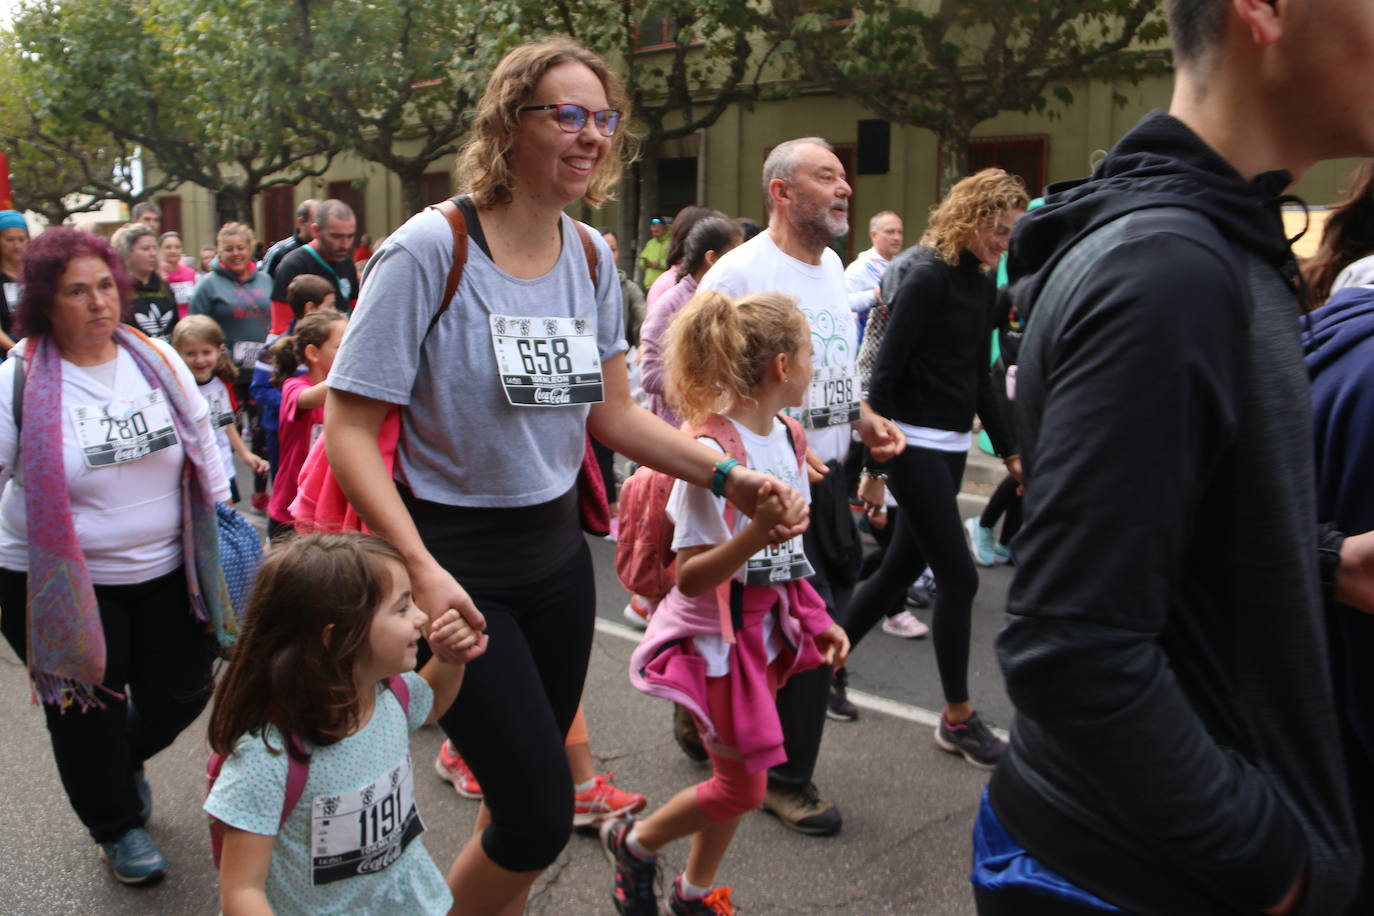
[
  {"x1": 844, "y1": 210, "x2": 903, "y2": 334},
  {"x1": 696, "y1": 136, "x2": 904, "y2": 836}
]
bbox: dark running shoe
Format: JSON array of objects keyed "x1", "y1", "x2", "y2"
[
  {"x1": 668, "y1": 878, "x2": 737, "y2": 915},
  {"x1": 934, "y1": 710, "x2": 1007, "y2": 771},
  {"x1": 826, "y1": 667, "x2": 859, "y2": 722},
  {"x1": 673, "y1": 703, "x2": 709, "y2": 763},
  {"x1": 599, "y1": 816, "x2": 659, "y2": 916},
  {"x1": 98, "y1": 827, "x2": 166, "y2": 886},
  {"x1": 760, "y1": 781, "x2": 842, "y2": 835}
]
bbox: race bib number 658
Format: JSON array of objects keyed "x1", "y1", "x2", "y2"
[{"x1": 489, "y1": 314, "x2": 604, "y2": 407}]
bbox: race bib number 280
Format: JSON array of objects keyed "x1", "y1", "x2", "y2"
[
  {"x1": 489, "y1": 314, "x2": 604, "y2": 407},
  {"x1": 69, "y1": 389, "x2": 179, "y2": 469}
]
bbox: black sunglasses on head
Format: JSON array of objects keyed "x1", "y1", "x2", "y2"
[{"x1": 518, "y1": 103, "x2": 622, "y2": 137}]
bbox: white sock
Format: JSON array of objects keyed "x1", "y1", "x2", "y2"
[
  {"x1": 677, "y1": 875, "x2": 710, "y2": 900},
  {"x1": 573, "y1": 777, "x2": 596, "y2": 794},
  {"x1": 626, "y1": 827, "x2": 655, "y2": 861}
]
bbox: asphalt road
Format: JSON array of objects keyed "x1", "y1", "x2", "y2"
[{"x1": 0, "y1": 494, "x2": 1016, "y2": 915}]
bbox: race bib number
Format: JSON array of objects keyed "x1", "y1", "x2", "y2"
[
  {"x1": 232, "y1": 340, "x2": 265, "y2": 368},
  {"x1": 489, "y1": 315, "x2": 604, "y2": 407},
  {"x1": 310, "y1": 754, "x2": 424, "y2": 887},
  {"x1": 69, "y1": 389, "x2": 179, "y2": 468},
  {"x1": 205, "y1": 385, "x2": 235, "y2": 429},
  {"x1": 744, "y1": 534, "x2": 814, "y2": 586},
  {"x1": 169, "y1": 280, "x2": 195, "y2": 305},
  {"x1": 803, "y1": 363, "x2": 860, "y2": 429}
]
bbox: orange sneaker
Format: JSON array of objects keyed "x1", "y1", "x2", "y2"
[
  {"x1": 434, "y1": 740, "x2": 482, "y2": 799},
  {"x1": 668, "y1": 880, "x2": 736, "y2": 915},
  {"x1": 574, "y1": 772, "x2": 647, "y2": 827}
]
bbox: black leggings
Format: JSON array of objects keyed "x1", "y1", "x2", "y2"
[
  {"x1": 980, "y1": 474, "x2": 1022, "y2": 543},
  {"x1": 408, "y1": 489, "x2": 595, "y2": 874},
  {"x1": 843, "y1": 446, "x2": 977, "y2": 704},
  {"x1": 0, "y1": 566, "x2": 213, "y2": 843}
]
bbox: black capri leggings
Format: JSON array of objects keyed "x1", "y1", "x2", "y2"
[
  {"x1": 980, "y1": 473, "x2": 1022, "y2": 543},
  {"x1": 0, "y1": 565, "x2": 213, "y2": 843},
  {"x1": 407, "y1": 487, "x2": 596, "y2": 873},
  {"x1": 843, "y1": 445, "x2": 978, "y2": 704}
]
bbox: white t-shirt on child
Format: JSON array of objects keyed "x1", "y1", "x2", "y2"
[
  {"x1": 198, "y1": 375, "x2": 238, "y2": 484},
  {"x1": 667, "y1": 416, "x2": 814, "y2": 676}
]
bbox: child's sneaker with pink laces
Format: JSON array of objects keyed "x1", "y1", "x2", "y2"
[
  {"x1": 434, "y1": 740, "x2": 483, "y2": 799},
  {"x1": 574, "y1": 771, "x2": 647, "y2": 827}
]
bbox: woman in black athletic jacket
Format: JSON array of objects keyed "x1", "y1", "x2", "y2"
[{"x1": 844, "y1": 168, "x2": 1027, "y2": 770}]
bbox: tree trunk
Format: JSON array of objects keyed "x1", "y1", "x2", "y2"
[
  {"x1": 937, "y1": 125, "x2": 973, "y2": 200},
  {"x1": 399, "y1": 167, "x2": 426, "y2": 220},
  {"x1": 619, "y1": 160, "x2": 641, "y2": 277},
  {"x1": 214, "y1": 185, "x2": 254, "y2": 231}
]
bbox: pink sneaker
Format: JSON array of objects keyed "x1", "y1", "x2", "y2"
[
  {"x1": 434, "y1": 741, "x2": 483, "y2": 799},
  {"x1": 573, "y1": 772, "x2": 647, "y2": 827}
]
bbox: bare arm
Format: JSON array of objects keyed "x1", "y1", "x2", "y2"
[
  {"x1": 226, "y1": 424, "x2": 269, "y2": 477},
  {"x1": 674, "y1": 485, "x2": 797, "y2": 597},
  {"x1": 324, "y1": 389, "x2": 487, "y2": 661},
  {"x1": 418, "y1": 609, "x2": 480, "y2": 724},
  {"x1": 219, "y1": 828, "x2": 276, "y2": 916},
  {"x1": 295, "y1": 380, "x2": 329, "y2": 412}
]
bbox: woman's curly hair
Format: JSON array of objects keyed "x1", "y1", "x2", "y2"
[
  {"x1": 455, "y1": 37, "x2": 637, "y2": 209},
  {"x1": 921, "y1": 169, "x2": 1029, "y2": 265}
]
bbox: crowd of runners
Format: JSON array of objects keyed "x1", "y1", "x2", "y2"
[{"x1": 4, "y1": 1, "x2": 1374, "y2": 913}]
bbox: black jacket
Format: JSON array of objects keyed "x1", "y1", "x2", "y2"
[
  {"x1": 867, "y1": 247, "x2": 1012, "y2": 455},
  {"x1": 990, "y1": 110, "x2": 1358, "y2": 915}
]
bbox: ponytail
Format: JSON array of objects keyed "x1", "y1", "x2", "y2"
[
  {"x1": 663, "y1": 290, "x2": 808, "y2": 424},
  {"x1": 271, "y1": 308, "x2": 345, "y2": 387},
  {"x1": 677, "y1": 217, "x2": 742, "y2": 281}
]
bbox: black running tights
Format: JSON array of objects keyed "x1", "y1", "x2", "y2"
[
  {"x1": 979, "y1": 473, "x2": 1022, "y2": 543},
  {"x1": 843, "y1": 445, "x2": 977, "y2": 704}
]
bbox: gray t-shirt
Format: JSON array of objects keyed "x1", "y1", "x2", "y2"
[{"x1": 329, "y1": 207, "x2": 626, "y2": 507}]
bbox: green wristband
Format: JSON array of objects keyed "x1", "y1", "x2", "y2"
[{"x1": 711, "y1": 457, "x2": 741, "y2": 498}]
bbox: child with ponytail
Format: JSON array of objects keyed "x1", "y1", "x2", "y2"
[
  {"x1": 267, "y1": 309, "x2": 347, "y2": 539},
  {"x1": 602, "y1": 290, "x2": 849, "y2": 915}
]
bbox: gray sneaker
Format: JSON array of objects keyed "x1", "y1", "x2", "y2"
[
  {"x1": 934, "y1": 710, "x2": 1007, "y2": 770},
  {"x1": 99, "y1": 827, "x2": 166, "y2": 885}
]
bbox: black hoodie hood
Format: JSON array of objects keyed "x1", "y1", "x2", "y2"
[{"x1": 1007, "y1": 110, "x2": 1299, "y2": 316}]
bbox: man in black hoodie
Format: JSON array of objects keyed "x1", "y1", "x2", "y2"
[{"x1": 981, "y1": 1, "x2": 1374, "y2": 914}]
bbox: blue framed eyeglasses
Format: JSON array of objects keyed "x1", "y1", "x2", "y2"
[{"x1": 518, "y1": 103, "x2": 622, "y2": 137}]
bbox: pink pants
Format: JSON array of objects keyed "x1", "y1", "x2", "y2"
[{"x1": 693, "y1": 661, "x2": 783, "y2": 823}]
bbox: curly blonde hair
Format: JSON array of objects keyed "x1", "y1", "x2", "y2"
[
  {"x1": 664, "y1": 290, "x2": 810, "y2": 425},
  {"x1": 921, "y1": 169, "x2": 1029, "y2": 265},
  {"x1": 455, "y1": 38, "x2": 636, "y2": 209},
  {"x1": 216, "y1": 221, "x2": 257, "y2": 251}
]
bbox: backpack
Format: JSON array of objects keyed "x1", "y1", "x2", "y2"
[
  {"x1": 206, "y1": 674, "x2": 410, "y2": 870},
  {"x1": 615, "y1": 413, "x2": 807, "y2": 603}
]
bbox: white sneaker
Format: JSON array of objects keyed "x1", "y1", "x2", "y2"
[
  {"x1": 882, "y1": 610, "x2": 929, "y2": 639},
  {"x1": 622, "y1": 595, "x2": 651, "y2": 630}
]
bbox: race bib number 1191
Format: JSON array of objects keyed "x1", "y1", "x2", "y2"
[{"x1": 489, "y1": 315, "x2": 604, "y2": 407}]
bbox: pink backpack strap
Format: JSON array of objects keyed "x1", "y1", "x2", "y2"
[
  {"x1": 776, "y1": 413, "x2": 808, "y2": 472},
  {"x1": 385, "y1": 674, "x2": 411, "y2": 714},
  {"x1": 281, "y1": 751, "x2": 309, "y2": 827}
]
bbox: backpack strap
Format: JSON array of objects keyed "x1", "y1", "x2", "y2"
[
  {"x1": 574, "y1": 222, "x2": 599, "y2": 290},
  {"x1": 280, "y1": 739, "x2": 310, "y2": 828},
  {"x1": 425, "y1": 197, "x2": 469, "y2": 337},
  {"x1": 384, "y1": 673, "x2": 411, "y2": 714},
  {"x1": 687, "y1": 414, "x2": 753, "y2": 645},
  {"x1": 11, "y1": 349, "x2": 24, "y2": 433},
  {"x1": 276, "y1": 676, "x2": 409, "y2": 827},
  {"x1": 776, "y1": 413, "x2": 807, "y2": 472}
]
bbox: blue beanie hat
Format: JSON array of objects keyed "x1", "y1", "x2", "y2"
[{"x1": 0, "y1": 211, "x2": 26, "y2": 233}]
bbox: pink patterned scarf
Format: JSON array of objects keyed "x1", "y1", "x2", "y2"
[{"x1": 21, "y1": 326, "x2": 236, "y2": 710}]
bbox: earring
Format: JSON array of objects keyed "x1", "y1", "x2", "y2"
[{"x1": 784, "y1": 376, "x2": 790, "y2": 382}]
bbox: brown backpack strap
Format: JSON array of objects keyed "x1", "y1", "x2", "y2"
[
  {"x1": 426, "y1": 198, "x2": 468, "y2": 336},
  {"x1": 574, "y1": 222, "x2": 599, "y2": 290}
]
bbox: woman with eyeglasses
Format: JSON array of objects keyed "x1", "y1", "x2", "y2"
[{"x1": 324, "y1": 37, "x2": 807, "y2": 914}]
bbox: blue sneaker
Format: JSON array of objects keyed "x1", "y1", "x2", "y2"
[
  {"x1": 992, "y1": 541, "x2": 1014, "y2": 565},
  {"x1": 99, "y1": 827, "x2": 166, "y2": 885},
  {"x1": 964, "y1": 518, "x2": 998, "y2": 567},
  {"x1": 134, "y1": 768, "x2": 151, "y2": 823}
]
